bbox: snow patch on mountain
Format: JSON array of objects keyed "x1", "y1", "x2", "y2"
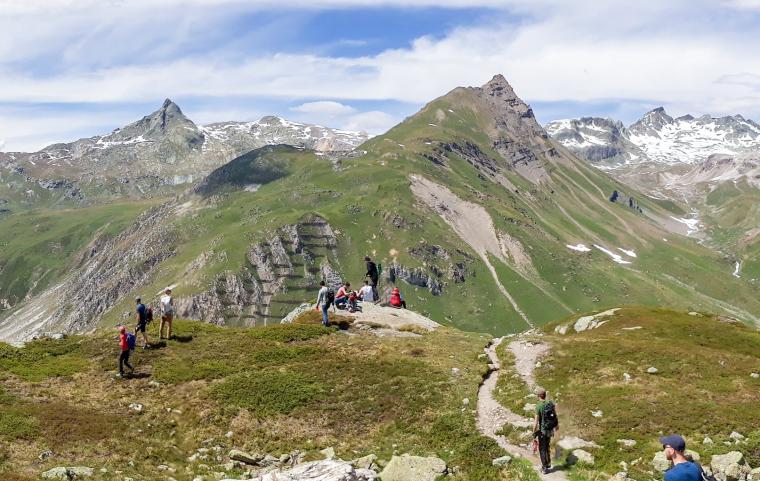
[
  {"x1": 547, "y1": 108, "x2": 760, "y2": 167},
  {"x1": 594, "y1": 244, "x2": 632, "y2": 264},
  {"x1": 566, "y1": 243, "x2": 591, "y2": 252}
]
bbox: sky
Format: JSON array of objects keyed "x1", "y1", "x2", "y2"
[{"x1": 2, "y1": 0, "x2": 760, "y2": 152}]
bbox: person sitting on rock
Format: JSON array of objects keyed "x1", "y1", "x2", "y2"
[
  {"x1": 358, "y1": 280, "x2": 375, "y2": 303},
  {"x1": 389, "y1": 287, "x2": 406, "y2": 309},
  {"x1": 533, "y1": 388, "x2": 559, "y2": 474},
  {"x1": 347, "y1": 289, "x2": 359, "y2": 313},
  {"x1": 334, "y1": 282, "x2": 350, "y2": 309},
  {"x1": 660, "y1": 435, "x2": 701, "y2": 481}
]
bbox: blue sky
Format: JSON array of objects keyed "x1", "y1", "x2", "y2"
[{"x1": 1, "y1": 0, "x2": 760, "y2": 151}]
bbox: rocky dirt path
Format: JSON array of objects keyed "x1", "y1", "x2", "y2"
[
  {"x1": 477, "y1": 336, "x2": 568, "y2": 481},
  {"x1": 506, "y1": 338, "x2": 551, "y2": 389}
]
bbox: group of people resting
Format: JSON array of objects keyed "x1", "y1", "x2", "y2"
[{"x1": 314, "y1": 256, "x2": 407, "y2": 327}]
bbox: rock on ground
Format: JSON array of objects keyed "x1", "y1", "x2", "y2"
[
  {"x1": 41, "y1": 466, "x2": 94, "y2": 480},
  {"x1": 569, "y1": 449, "x2": 595, "y2": 466},
  {"x1": 379, "y1": 454, "x2": 447, "y2": 481},
  {"x1": 281, "y1": 303, "x2": 313, "y2": 324},
  {"x1": 652, "y1": 452, "x2": 672, "y2": 472},
  {"x1": 616, "y1": 439, "x2": 637, "y2": 448},
  {"x1": 711, "y1": 451, "x2": 752, "y2": 481},
  {"x1": 221, "y1": 460, "x2": 376, "y2": 481},
  {"x1": 558, "y1": 436, "x2": 601, "y2": 451},
  {"x1": 228, "y1": 449, "x2": 264, "y2": 465},
  {"x1": 492, "y1": 455, "x2": 512, "y2": 467}
]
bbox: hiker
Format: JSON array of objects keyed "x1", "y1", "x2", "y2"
[
  {"x1": 334, "y1": 282, "x2": 350, "y2": 309},
  {"x1": 159, "y1": 288, "x2": 174, "y2": 340},
  {"x1": 315, "y1": 281, "x2": 332, "y2": 327},
  {"x1": 118, "y1": 325, "x2": 135, "y2": 378},
  {"x1": 134, "y1": 297, "x2": 150, "y2": 349},
  {"x1": 364, "y1": 256, "x2": 379, "y2": 300},
  {"x1": 358, "y1": 280, "x2": 375, "y2": 303},
  {"x1": 533, "y1": 388, "x2": 559, "y2": 474},
  {"x1": 660, "y1": 435, "x2": 701, "y2": 481},
  {"x1": 389, "y1": 287, "x2": 406, "y2": 309}
]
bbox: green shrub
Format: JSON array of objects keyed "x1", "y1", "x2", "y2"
[{"x1": 208, "y1": 370, "x2": 327, "y2": 416}]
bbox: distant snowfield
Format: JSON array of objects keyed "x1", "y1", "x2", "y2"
[
  {"x1": 593, "y1": 244, "x2": 632, "y2": 264},
  {"x1": 618, "y1": 248, "x2": 637, "y2": 258},
  {"x1": 566, "y1": 243, "x2": 591, "y2": 252},
  {"x1": 670, "y1": 216, "x2": 701, "y2": 235}
]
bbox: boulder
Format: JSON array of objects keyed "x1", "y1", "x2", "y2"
[
  {"x1": 281, "y1": 303, "x2": 313, "y2": 324},
  {"x1": 557, "y1": 436, "x2": 601, "y2": 451},
  {"x1": 351, "y1": 454, "x2": 377, "y2": 470},
  {"x1": 704, "y1": 437, "x2": 714, "y2": 445},
  {"x1": 379, "y1": 454, "x2": 447, "y2": 481},
  {"x1": 221, "y1": 460, "x2": 376, "y2": 481},
  {"x1": 41, "y1": 467, "x2": 94, "y2": 480},
  {"x1": 492, "y1": 456, "x2": 512, "y2": 467},
  {"x1": 568, "y1": 449, "x2": 595, "y2": 466},
  {"x1": 321, "y1": 447, "x2": 336, "y2": 460},
  {"x1": 591, "y1": 410, "x2": 603, "y2": 418},
  {"x1": 685, "y1": 450, "x2": 701, "y2": 462},
  {"x1": 616, "y1": 439, "x2": 637, "y2": 448},
  {"x1": 711, "y1": 451, "x2": 752, "y2": 481},
  {"x1": 751, "y1": 373, "x2": 759, "y2": 379},
  {"x1": 652, "y1": 452, "x2": 672, "y2": 472},
  {"x1": 228, "y1": 449, "x2": 264, "y2": 465},
  {"x1": 647, "y1": 367, "x2": 658, "y2": 374},
  {"x1": 729, "y1": 432, "x2": 745, "y2": 441}
]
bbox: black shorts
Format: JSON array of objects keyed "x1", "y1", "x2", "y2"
[{"x1": 136, "y1": 322, "x2": 147, "y2": 333}]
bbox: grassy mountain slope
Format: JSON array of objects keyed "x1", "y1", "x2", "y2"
[
  {"x1": 0, "y1": 319, "x2": 510, "y2": 481},
  {"x1": 497, "y1": 306, "x2": 760, "y2": 481},
  {"x1": 2, "y1": 75, "x2": 759, "y2": 342}
]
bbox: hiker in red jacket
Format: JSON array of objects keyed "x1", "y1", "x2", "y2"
[
  {"x1": 118, "y1": 326, "x2": 134, "y2": 378},
  {"x1": 389, "y1": 287, "x2": 406, "y2": 309}
]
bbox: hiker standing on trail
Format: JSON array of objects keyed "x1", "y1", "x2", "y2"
[
  {"x1": 533, "y1": 388, "x2": 559, "y2": 474},
  {"x1": 159, "y1": 288, "x2": 174, "y2": 340},
  {"x1": 660, "y1": 435, "x2": 701, "y2": 481},
  {"x1": 134, "y1": 297, "x2": 150, "y2": 349},
  {"x1": 364, "y1": 256, "x2": 379, "y2": 300},
  {"x1": 118, "y1": 326, "x2": 135, "y2": 378},
  {"x1": 315, "y1": 281, "x2": 331, "y2": 327}
]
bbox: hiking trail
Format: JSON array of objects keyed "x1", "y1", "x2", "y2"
[{"x1": 477, "y1": 336, "x2": 569, "y2": 481}]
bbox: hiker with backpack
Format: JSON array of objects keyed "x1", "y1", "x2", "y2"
[
  {"x1": 134, "y1": 297, "x2": 151, "y2": 349},
  {"x1": 659, "y1": 434, "x2": 703, "y2": 481},
  {"x1": 315, "y1": 281, "x2": 333, "y2": 327},
  {"x1": 364, "y1": 256, "x2": 380, "y2": 301},
  {"x1": 159, "y1": 288, "x2": 174, "y2": 340},
  {"x1": 118, "y1": 325, "x2": 135, "y2": 378},
  {"x1": 533, "y1": 388, "x2": 559, "y2": 474}
]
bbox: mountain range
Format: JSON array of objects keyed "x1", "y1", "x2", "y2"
[
  {"x1": 546, "y1": 108, "x2": 760, "y2": 282},
  {"x1": 0, "y1": 100, "x2": 367, "y2": 208},
  {"x1": 1, "y1": 75, "x2": 759, "y2": 344}
]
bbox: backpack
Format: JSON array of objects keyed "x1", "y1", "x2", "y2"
[
  {"x1": 695, "y1": 463, "x2": 718, "y2": 481},
  {"x1": 146, "y1": 306, "x2": 154, "y2": 324},
  {"x1": 541, "y1": 401, "x2": 558, "y2": 432},
  {"x1": 326, "y1": 288, "x2": 335, "y2": 307},
  {"x1": 126, "y1": 333, "x2": 137, "y2": 351}
]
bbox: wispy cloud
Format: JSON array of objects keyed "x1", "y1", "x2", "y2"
[{"x1": 2, "y1": 0, "x2": 760, "y2": 151}]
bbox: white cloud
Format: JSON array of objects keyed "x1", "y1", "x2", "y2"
[
  {"x1": 2, "y1": 0, "x2": 760, "y2": 149},
  {"x1": 341, "y1": 111, "x2": 399, "y2": 134},
  {"x1": 291, "y1": 101, "x2": 357, "y2": 116}
]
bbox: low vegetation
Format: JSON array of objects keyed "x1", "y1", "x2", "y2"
[
  {"x1": 534, "y1": 307, "x2": 760, "y2": 480},
  {"x1": 0, "y1": 318, "x2": 510, "y2": 481}
]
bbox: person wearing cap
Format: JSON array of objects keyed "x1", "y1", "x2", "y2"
[
  {"x1": 134, "y1": 297, "x2": 150, "y2": 349},
  {"x1": 118, "y1": 326, "x2": 134, "y2": 378},
  {"x1": 660, "y1": 434, "x2": 701, "y2": 481},
  {"x1": 159, "y1": 288, "x2": 174, "y2": 340}
]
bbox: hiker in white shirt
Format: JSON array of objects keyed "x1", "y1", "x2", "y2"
[
  {"x1": 159, "y1": 288, "x2": 174, "y2": 340},
  {"x1": 315, "y1": 281, "x2": 330, "y2": 327},
  {"x1": 358, "y1": 280, "x2": 375, "y2": 303}
]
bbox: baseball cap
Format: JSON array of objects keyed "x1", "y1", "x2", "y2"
[{"x1": 659, "y1": 434, "x2": 686, "y2": 452}]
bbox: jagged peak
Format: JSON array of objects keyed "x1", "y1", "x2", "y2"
[{"x1": 481, "y1": 74, "x2": 517, "y2": 97}]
